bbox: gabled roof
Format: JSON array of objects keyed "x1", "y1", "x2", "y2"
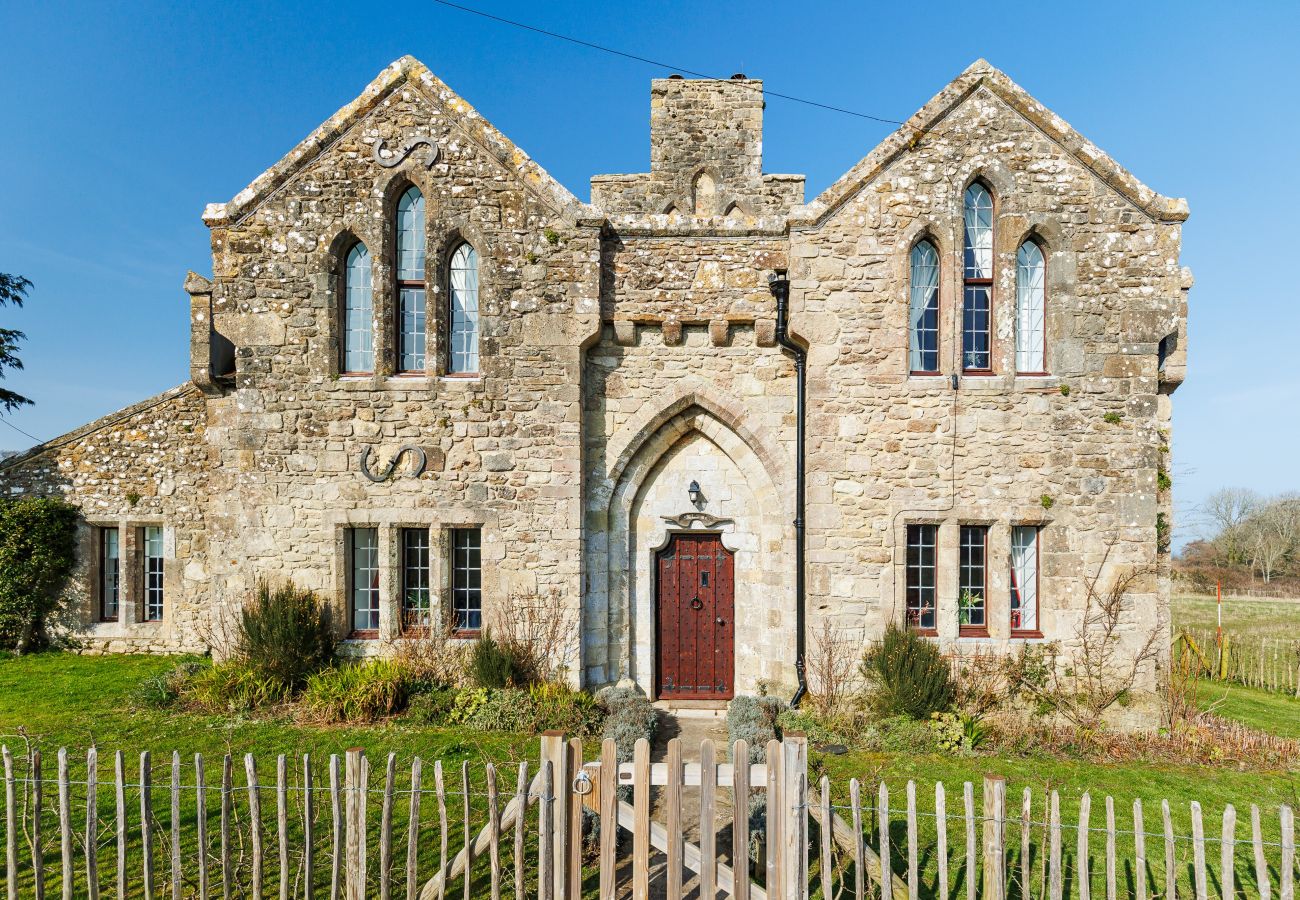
[
  {"x1": 202, "y1": 56, "x2": 587, "y2": 227},
  {"x1": 792, "y1": 59, "x2": 1189, "y2": 228}
]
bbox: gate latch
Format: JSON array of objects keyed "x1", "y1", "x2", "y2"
[{"x1": 572, "y1": 769, "x2": 593, "y2": 796}]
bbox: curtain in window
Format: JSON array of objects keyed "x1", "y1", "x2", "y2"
[
  {"x1": 1016, "y1": 241, "x2": 1045, "y2": 373},
  {"x1": 343, "y1": 243, "x2": 373, "y2": 373},
  {"x1": 397, "y1": 188, "x2": 426, "y2": 372},
  {"x1": 1010, "y1": 525, "x2": 1039, "y2": 632},
  {"x1": 908, "y1": 241, "x2": 939, "y2": 373},
  {"x1": 449, "y1": 243, "x2": 480, "y2": 374}
]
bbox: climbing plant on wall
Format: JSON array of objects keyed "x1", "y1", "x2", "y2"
[{"x1": 0, "y1": 497, "x2": 78, "y2": 653}]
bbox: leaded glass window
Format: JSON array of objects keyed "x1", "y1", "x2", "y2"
[
  {"x1": 1016, "y1": 241, "x2": 1046, "y2": 373},
  {"x1": 909, "y1": 241, "x2": 940, "y2": 374},
  {"x1": 342, "y1": 242, "x2": 374, "y2": 373},
  {"x1": 448, "y1": 244, "x2": 480, "y2": 375},
  {"x1": 451, "y1": 527, "x2": 482, "y2": 633},
  {"x1": 962, "y1": 183, "x2": 994, "y2": 372},
  {"x1": 905, "y1": 524, "x2": 937, "y2": 632},
  {"x1": 100, "y1": 527, "x2": 120, "y2": 621},
  {"x1": 402, "y1": 528, "x2": 432, "y2": 630},
  {"x1": 959, "y1": 525, "x2": 988, "y2": 632},
  {"x1": 1011, "y1": 525, "x2": 1040, "y2": 633},
  {"x1": 349, "y1": 527, "x2": 380, "y2": 634},
  {"x1": 143, "y1": 526, "x2": 164, "y2": 622},
  {"x1": 396, "y1": 187, "x2": 426, "y2": 372}
]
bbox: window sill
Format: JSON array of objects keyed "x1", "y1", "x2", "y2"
[
  {"x1": 451, "y1": 629, "x2": 481, "y2": 640},
  {"x1": 347, "y1": 630, "x2": 379, "y2": 641},
  {"x1": 961, "y1": 370, "x2": 994, "y2": 377},
  {"x1": 958, "y1": 627, "x2": 989, "y2": 638},
  {"x1": 440, "y1": 374, "x2": 482, "y2": 382},
  {"x1": 1010, "y1": 630, "x2": 1045, "y2": 640},
  {"x1": 910, "y1": 628, "x2": 938, "y2": 637}
]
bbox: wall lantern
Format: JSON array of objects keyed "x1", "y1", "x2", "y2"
[{"x1": 687, "y1": 480, "x2": 702, "y2": 505}]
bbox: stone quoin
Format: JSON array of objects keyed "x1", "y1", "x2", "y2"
[{"x1": 0, "y1": 57, "x2": 1189, "y2": 702}]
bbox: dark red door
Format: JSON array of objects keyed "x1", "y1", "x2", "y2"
[{"x1": 656, "y1": 532, "x2": 735, "y2": 700}]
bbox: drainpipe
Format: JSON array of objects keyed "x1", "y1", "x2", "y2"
[{"x1": 769, "y1": 269, "x2": 808, "y2": 709}]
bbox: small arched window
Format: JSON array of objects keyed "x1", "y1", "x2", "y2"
[
  {"x1": 908, "y1": 240, "x2": 940, "y2": 374},
  {"x1": 962, "y1": 183, "x2": 994, "y2": 373},
  {"x1": 341, "y1": 242, "x2": 373, "y2": 374},
  {"x1": 396, "y1": 186, "x2": 427, "y2": 373},
  {"x1": 448, "y1": 243, "x2": 480, "y2": 375},
  {"x1": 1015, "y1": 241, "x2": 1046, "y2": 374}
]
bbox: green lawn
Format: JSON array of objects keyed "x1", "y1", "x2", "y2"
[
  {"x1": 0, "y1": 652, "x2": 1296, "y2": 900},
  {"x1": 0, "y1": 652, "x2": 534, "y2": 763},
  {"x1": 1172, "y1": 592, "x2": 1300, "y2": 639}
]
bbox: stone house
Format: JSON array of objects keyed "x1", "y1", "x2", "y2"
[{"x1": 0, "y1": 57, "x2": 1189, "y2": 702}]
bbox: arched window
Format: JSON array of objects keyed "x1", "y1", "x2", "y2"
[
  {"x1": 1015, "y1": 241, "x2": 1046, "y2": 374},
  {"x1": 341, "y1": 242, "x2": 373, "y2": 374},
  {"x1": 448, "y1": 243, "x2": 480, "y2": 375},
  {"x1": 962, "y1": 183, "x2": 994, "y2": 373},
  {"x1": 395, "y1": 186, "x2": 426, "y2": 373},
  {"x1": 908, "y1": 240, "x2": 940, "y2": 374}
]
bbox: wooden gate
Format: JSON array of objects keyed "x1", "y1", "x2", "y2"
[{"x1": 655, "y1": 532, "x2": 735, "y2": 700}]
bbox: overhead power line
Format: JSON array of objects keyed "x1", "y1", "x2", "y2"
[
  {"x1": 0, "y1": 416, "x2": 43, "y2": 445},
  {"x1": 429, "y1": 0, "x2": 907, "y2": 127}
]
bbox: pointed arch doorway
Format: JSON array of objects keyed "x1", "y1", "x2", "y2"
[{"x1": 655, "y1": 531, "x2": 735, "y2": 700}]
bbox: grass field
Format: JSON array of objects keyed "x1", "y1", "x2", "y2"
[{"x1": 1171, "y1": 592, "x2": 1300, "y2": 639}]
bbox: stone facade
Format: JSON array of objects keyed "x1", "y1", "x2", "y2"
[{"x1": 0, "y1": 57, "x2": 1189, "y2": 700}]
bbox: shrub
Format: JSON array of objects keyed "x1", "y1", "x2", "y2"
[
  {"x1": 489, "y1": 590, "x2": 577, "y2": 686},
  {"x1": 299, "y1": 659, "x2": 411, "y2": 723},
  {"x1": 596, "y1": 685, "x2": 659, "y2": 762},
  {"x1": 0, "y1": 497, "x2": 78, "y2": 653},
  {"x1": 238, "y1": 581, "x2": 335, "y2": 691},
  {"x1": 451, "y1": 688, "x2": 536, "y2": 732},
  {"x1": 183, "y1": 660, "x2": 293, "y2": 713},
  {"x1": 859, "y1": 623, "x2": 955, "y2": 719},
  {"x1": 529, "y1": 682, "x2": 604, "y2": 737},
  {"x1": 727, "y1": 695, "x2": 784, "y2": 763},
  {"x1": 130, "y1": 661, "x2": 206, "y2": 710},
  {"x1": 395, "y1": 627, "x2": 471, "y2": 688},
  {"x1": 406, "y1": 685, "x2": 459, "y2": 726},
  {"x1": 470, "y1": 630, "x2": 525, "y2": 688},
  {"x1": 930, "y1": 711, "x2": 986, "y2": 752}
]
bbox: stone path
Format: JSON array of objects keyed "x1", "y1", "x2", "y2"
[{"x1": 612, "y1": 710, "x2": 744, "y2": 899}]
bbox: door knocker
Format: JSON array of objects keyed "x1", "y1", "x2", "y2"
[{"x1": 689, "y1": 598, "x2": 704, "y2": 611}]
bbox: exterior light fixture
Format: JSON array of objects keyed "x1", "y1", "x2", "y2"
[{"x1": 688, "y1": 480, "x2": 702, "y2": 505}]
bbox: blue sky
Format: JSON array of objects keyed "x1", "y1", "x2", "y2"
[{"x1": 2, "y1": 0, "x2": 1296, "y2": 545}]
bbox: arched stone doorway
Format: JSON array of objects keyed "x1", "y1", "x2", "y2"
[{"x1": 598, "y1": 400, "x2": 792, "y2": 699}]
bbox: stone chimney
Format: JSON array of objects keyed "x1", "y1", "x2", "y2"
[{"x1": 592, "y1": 76, "x2": 803, "y2": 219}]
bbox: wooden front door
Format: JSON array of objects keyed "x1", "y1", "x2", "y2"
[{"x1": 655, "y1": 532, "x2": 735, "y2": 700}]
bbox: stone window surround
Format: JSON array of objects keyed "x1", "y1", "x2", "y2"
[
  {"x1": 330, "y1": 508, "x2": 500, "y2": 645},
  {"x1": 81, "y1": 520, "x2": 170, "y2": 629},
  {"x1": 895, "y1": 513, "x2": 1051, "y2": 643},
  {"x1": 317, "y1": 173, "x2": 496, "y2": 384},
  {"x1": 893, "y1": 189, "x2": 1074, "y2": 383}
]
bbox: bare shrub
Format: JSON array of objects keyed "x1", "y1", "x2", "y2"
[
  {"x1": 805, "y1": 619, "x2": 860, "y2": 718},
  {"x1": 947, "y1": 646, "x2": 1007, "y2": 720},
  {"x1": 489, "y1": 589, "x2": 577, "y2": 685},
  {"x1": 1002, "y1": 539, "x2": 1161, "y2": 731},
  {"x1": 393, "y1": 623, "x2": 471, "y2": 687}
]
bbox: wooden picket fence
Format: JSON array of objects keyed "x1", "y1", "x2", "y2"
[
  {"x1": 2, "y1": 733, "x2": 1297, "y2": 898},
  {"x1": 1176, "y1": 627, "x2": 1300, "y2": 697}
]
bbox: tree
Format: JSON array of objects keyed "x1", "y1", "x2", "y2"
[
  {"x1": 0, "y1": 273, "x2": 33, "y2": 412},
  {"x1": 1201, "y1": 487, "x2": 1261, "y2": 565}
]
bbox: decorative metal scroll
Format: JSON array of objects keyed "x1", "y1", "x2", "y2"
[
  {"x1": 372, "y1": 136, "x2": 441, "y2": 170},
  {"x1": 661, "y1": 511, "x2": 734, "y2": 529},
  {"x1": 358, "y1": 444, "x2": 427, "y2": 482}
]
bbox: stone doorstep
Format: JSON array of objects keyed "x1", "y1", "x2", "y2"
[{"x1": 652, "y1": 699, "x2": 728, "y2": 721}]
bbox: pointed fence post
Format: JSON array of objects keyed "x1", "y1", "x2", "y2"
[
  {"x1": 982, "y1": 776, "x2": 1006, "y2": 900},
  {"x1": 344, "y1": 749, "x2": 365, "y2": 900}
]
